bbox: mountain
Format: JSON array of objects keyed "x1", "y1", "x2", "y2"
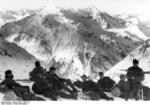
[
  {"x1": 107, "y1": 14, "x2": 149, "y2": 42},
  {"x1": 0, "y1": 37, "x2": 49, "y2": 80},
  {"x1": 106, "y1": 39, "x2": 150, "y2": 87},
  {"x1": 138, "y1": 20, "x2": 150, "y2": 38},
  {"x1": 0, "y1": 9, "x2": 36, "y2": 28},
  {"x1": 0, "y1": 7, "x2": 142, "y2": 80}
]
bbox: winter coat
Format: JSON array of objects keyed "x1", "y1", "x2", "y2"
[
  {"x1": 74, "y1": 80, "x2": 82, "y2": 89},
  {"x1": 29, "y1": 67, "x2": 46, "y2": 81},
  {"x1": 1, "y1": 78, "x2": 21, "y2": 89},
  {"x1": 32, "y1": 78, "x2": 52, "y2": 94},
  {"x1": 126, "y1": 66, "x2": 144, "y2": 81},
  {"x1": 46, "y1": 73, "x2": 66, "y2": 90},
  {"x1": 81, "y1": 80, "x2": 113, "y2": 100},
  {"x1": 81, "y1": 80, "x2": 101, "y2": 93},
  {"x1": 1, "y1": 78, "x2": 30, "y2": 99},
  {"x1": 118, "y1": 80, "x2": 129, "y2": 92},
  {"x1": 98, "y1": 77, "x2": 116, "y2": 91}
]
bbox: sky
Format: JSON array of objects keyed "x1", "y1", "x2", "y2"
[{"x1": 0, "y1": 0, "x2": 150, "y2": 15}]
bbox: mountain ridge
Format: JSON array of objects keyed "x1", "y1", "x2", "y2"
[{"x1": 0, "y1": 7, "x2": 146, "y2": 80}]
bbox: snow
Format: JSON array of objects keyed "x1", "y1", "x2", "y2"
[
  {"x1": 0, "y1": 93, "x2": 4, "y2": 101},
  {"x1": 0, "y1": 37, "x2": 49, "y2": 80},
  {"x1": 0, "y1": 19, "x2": 4, "y2": 27},
  {"x1": 0, "y1": 56, "x2": 35, "y2": 80},
  {"x1": 100, "y1": 35, "x2": 116, "y2": 45},
  {"x1": 0, "y1": 19, "x2": 14, "y2": 28},
  {"x1": 13, "y1": 14, "x2": 30, "y2": 21},
  {"x1": 116, "y1": 14, "x2": 130, "y2": 20},
  {"x1": 4, "y1": 14, "x2": 89, "y2": 80},
  {"x1": 6, "y1": 33, "x2": 49, "y2": 63},
  {"x1": 0, "y1": 39, "x2": 35, "y2": 80},
  {"x1": 80, "y1": 6, "x2": 107, "y2": 30},
  {"x1": 105, "y1": 43, "x2": 150, "y2": 87},
  {"x1": 85, "y1": 6, "x2": 100, "y2": 20},
  {"x1": 1, "y1": 8, "x2": 150, "y2": 101},
  {"x1": 125, "y1": 25, "x2": 148, "y2": 40},
  {"x1": 107, "y1": 22, "x2": 148, "y2": 41},
  {"x1": 108, "y1": 14, "x2": 149, "y2": 41},
  {"x1": 0, "y1": 10, "x2": 30, "y2": 28}
]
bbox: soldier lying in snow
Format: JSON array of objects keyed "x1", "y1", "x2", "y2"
[
  {"x1": 32, "y1": 72, "x2": 77, "y2": 100},
  {"x1": 74, "y1": 75, "x2": 113, "y2": 100},
  {"x1": 0, "y1": 70, "x2": 44, "y2": 101},
  {"x1": 46, "y1": 67, "x2": 78, "y2": 97}
]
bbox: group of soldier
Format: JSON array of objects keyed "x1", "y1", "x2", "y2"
[{"x1": 0, "y1": 59, "x2": 148, "y2": 101}]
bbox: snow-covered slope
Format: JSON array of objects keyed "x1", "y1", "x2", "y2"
[
  {"x1": 106, "y1": 39, "x2": 150, "y2": 87},
  {"x1": 107, "y1": 15, "x2": 149, "y2": 41},
  {"x1": 0, "y1": 37, "x2": 48, "y2": 80},
  {"x1": 0, "y1": 7, "x2": 142, "y2": 80},
  {"x1": 138, "y1": 19, "x2": 150, "y2": 38},
  {"x1": 0, "y1": 10, "x2": 36, "y2": 28},
  {"x1": 74, "y1": 9, "x2": 148, "y2": 42},
  {"x1": 0, "y1": 7, "x2": 149, "y2": 100}
]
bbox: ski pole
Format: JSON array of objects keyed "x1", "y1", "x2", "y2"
[{"x1": 141, "y1": 86, "x2": 143, "y2": 100}]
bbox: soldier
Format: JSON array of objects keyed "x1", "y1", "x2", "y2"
[
  {"x1": 81, "y1": 75, "x2": 113, "y2": 100},
  {"x1": 117, "y1": 74, "x2": 129, "y2": 100},
  {"x1": 46, "y1": 67, "x2": 78, "y2": 99},
  {"x1": 29, "y1": 61, "x2": 46, "y2": 81},
  {"x1": 1, "y1": 70, "x2": 30, "y2": 99},
  {"x1": 126, "y1": 59, "x2": 144, "y2": 100},
  {"x1": 98, "y1": 72, "x2": 116, "y2": 92},
  {"x1": 32, "y1": 72, "x2": 76, "y2": 100}
]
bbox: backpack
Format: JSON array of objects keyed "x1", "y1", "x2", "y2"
[
  {"x1": 111, "y1": 86, "x2": 121, "y2": 97},
  {"x1": 32, "y1": 82, "x2": 41, "y2": 94},
  {"x1": 137, "y1": 86, "x2": 150, "y2": 100}
]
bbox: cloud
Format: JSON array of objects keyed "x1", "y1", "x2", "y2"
[
  {"x1": 0, "y1": 0, "x2": 149, "y2": 15},
  {"x1": 0, "y1": 0, "x2": 48, "y2": 11}
]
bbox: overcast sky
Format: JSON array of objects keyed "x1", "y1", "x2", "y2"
[{"x1": 0, "y1": 0, "x2": 150, "y2": 15}]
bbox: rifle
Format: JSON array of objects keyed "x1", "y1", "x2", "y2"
[
  {"x1": 119, "y1": 69, "x2": 150, "y2": 74},
  {"x1": 143, "y1": 71, "x2": 150, "y2": 74},
  {"x1": 15, "y1": 79, "x2": 33, "y2": 83}
]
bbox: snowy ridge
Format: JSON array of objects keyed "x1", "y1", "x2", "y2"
[
  {"x1": 0, "y1": 38, "x2": 36, "y2": 80},
  {"x1": 107, "y1": 20, "x2": 148, "y2": 41},
  {"x1": 106, "y1": 39, "x2": 150, "y2": 87},
  {"x1": 0, "y1": 7, "x2": 142, "y2": 80},
  {"x1": 77, "y1": 6, "x2": 108, "y2": 29},
  {"x1": 0, "y1": 10, "x2": 32, "y2": 28}
]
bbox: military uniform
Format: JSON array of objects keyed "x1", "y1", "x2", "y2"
[{"x1": 126, "y1": 66, "x2": 144, "y2": 99}]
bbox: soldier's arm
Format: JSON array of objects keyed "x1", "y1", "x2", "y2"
[
  {"x1": 108, "y1": 77, "x2": 116, "y2": 85},
  {"x1": 12, "y1": 80, "x2": 22, "y2": 87},
  {"x1": 55, "y1": 75, "x2": 66, "y2": 82},
  {"x1": 126, "y1": 67, "x2": 133, "y2": 79}
]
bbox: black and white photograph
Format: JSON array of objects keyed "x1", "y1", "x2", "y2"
[{"x1": 0, "y1": 0, "x2": 150, "y2": 103}]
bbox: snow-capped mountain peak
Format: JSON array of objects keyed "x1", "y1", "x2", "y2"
[
  {"x1": 84, "y1": 6, "x2": 101, "y2": 20},
  {"x1": 38, "y1": 4, "x2": 61, "y2": 16},
  {"x1": 108, "y1": 14, "x2": 149, "y2": 41}
]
